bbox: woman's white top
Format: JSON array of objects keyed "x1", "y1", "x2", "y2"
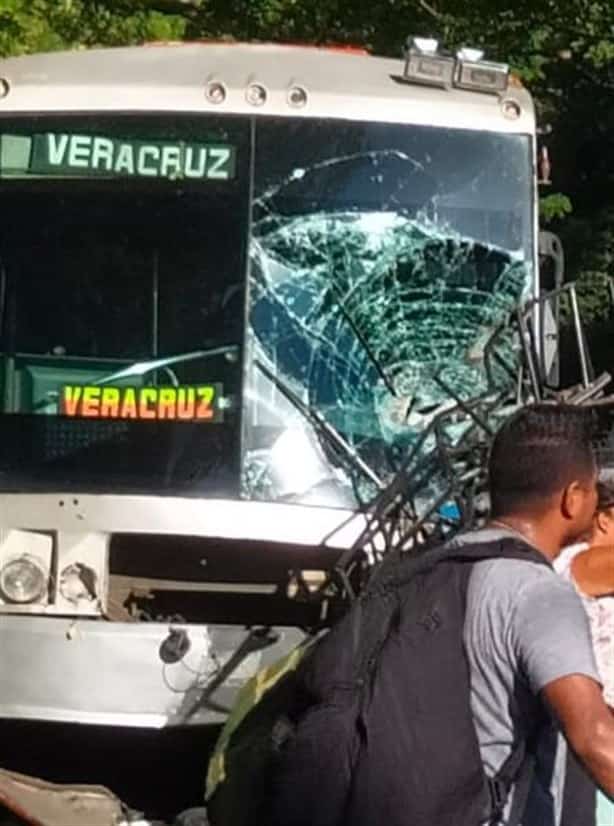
[{"x1": 555, "y1": 543, "x2": 614, "y2": 706}]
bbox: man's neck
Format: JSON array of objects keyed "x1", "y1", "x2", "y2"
[{"x1": 488, "y1": 515, "x2": 561, "y2": 561}]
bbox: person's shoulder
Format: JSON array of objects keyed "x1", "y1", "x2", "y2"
[
  {"x1": 467, "y1": 556, "x2": 586, "y2": 655},
  {"x1": 454, "y1": 528, "x2": 578, "y2": 604},
  {"x1": 470, "y1": 555, "x2": 576, "y2": 610},
  {"x1": 472, "y1": 555, "x2": 556, "y2": 589}
]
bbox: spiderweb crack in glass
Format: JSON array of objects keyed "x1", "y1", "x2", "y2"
[{"x1": 246, "y1": 149, "x2": 531, "y2": 502}]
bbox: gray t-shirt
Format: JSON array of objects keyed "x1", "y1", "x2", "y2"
[{"x1": 459, "y1": 529, "x2": 601, "y2": 826}]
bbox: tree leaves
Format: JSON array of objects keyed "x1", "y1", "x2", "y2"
[
  {"x1": 0, "y1": 0, "x2": 611, "y2": 318},
  {"x1": 540, "y1": 193, "x2": 573, "y2": 223},
  {"x1": 0, "y1": 0, "x2": 186, "y2": 55}
]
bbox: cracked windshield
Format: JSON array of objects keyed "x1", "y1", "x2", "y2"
[
  {"x1": 0, "y1": 114, "x2": 532, "y2": 501},
  {"x1": 244, "y1": 118, "x2": 533, "y2": 507},
  {"x1": 0, "y1": 115, "x2": 249, "y2": 494}
]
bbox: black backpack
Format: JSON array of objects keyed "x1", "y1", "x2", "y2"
[{"x1": 207, "y1": 536, "x2": 549, "y2": 826}]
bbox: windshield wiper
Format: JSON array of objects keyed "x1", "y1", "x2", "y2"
[
  {"x1": 254, "y1": 358, "x2": 384, "y2": 490},
  {"x1": 94, "y1": 345, "x2": 239, "y2": 387},
  {"x1": 329, "y1": 284, "x2": 397, "y2": 398}
]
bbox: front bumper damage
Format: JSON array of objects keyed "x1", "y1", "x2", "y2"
[{"x1": 0, "y1": 615, "x2": 304, "y2": 728}]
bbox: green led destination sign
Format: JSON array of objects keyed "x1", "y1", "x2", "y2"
[{"x1": 0, "y1": 132, "x2": 236, "y2": 181}]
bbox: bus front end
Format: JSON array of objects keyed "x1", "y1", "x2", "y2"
[{"x1": 0, "y1": 41, "x2": 537, "y2": 728}]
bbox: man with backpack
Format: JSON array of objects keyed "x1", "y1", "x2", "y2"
[
  {"x1": 208, "y1": 404, "x2": 614, "y2": 826},
  {"x1": 459, "y1": 404, "x2": 610, "y2": 824}
]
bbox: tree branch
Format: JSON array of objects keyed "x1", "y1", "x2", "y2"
[{"x1": 418, "y1": 0, "x2": 443, "y2": 20}]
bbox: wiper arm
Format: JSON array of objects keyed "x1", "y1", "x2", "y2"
[
  {"x1": 94, "y1": 345, "x2": 239, "y2": 387},
  {"x1": 330, "y1": 285, "x2": 397, "y2": 398},
  {"x1": 254, "y1": 358, "x2": 384, "y2": 490}
]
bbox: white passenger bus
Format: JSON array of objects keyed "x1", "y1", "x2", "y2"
[{"x1": 0, "y1": 39, "x2": 541, "y2": 729}]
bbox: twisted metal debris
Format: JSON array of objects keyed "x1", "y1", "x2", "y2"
[{"x1": 328, "y1": 281, "x2": 614, "y2": 600}]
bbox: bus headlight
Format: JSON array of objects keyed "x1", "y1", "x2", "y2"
[
  {"x1": 59, "y1": 562, "x2": 98, "y2": 605},
  {"x1": 0, "y1": 556, "x2": 47, "y2": 604}
]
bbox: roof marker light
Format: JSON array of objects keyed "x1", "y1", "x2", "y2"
[
  {"x1": 411, "y1": 38, "x2": 439, "y2": 54},
  {"x1": 456, "y1": 47, "x2": 485, "y2": 63},
  {"x1": 404, "y1": 37, "x2": 455, "y2": 89},
  {"x1": 402, "y1": 35, "x2": 510, "y2": 94},
  {"x1": 455, "y1": 48, "x2": 509, "y2": 94},
  {"x1": 501, "y1": 99, "x2": 522, "y2": 119},
  {"x1": 246, "y1": 82, "x2": 267, "y2": 106},
  {"x1": 205, "y1": 81, "x2": 226, "y2": 104},
  {"x1": 287, "y1": 85, "x2": 308, "y2": 108}
]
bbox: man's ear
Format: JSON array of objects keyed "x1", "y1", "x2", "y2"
[
  {"x1": 561, "y1": 480, "x2": 583, "y2": 519},
  {"x1": 594, "y1": 509, "x2": 608, "y2": 536}
]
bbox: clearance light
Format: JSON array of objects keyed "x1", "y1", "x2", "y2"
[
  {"x1": 287, "y1": 85, "x2": 308, "y2": 108},
  {"x1": 404, "y1": 38, "x2": 455, "y2": 89},
  {"x1": 502, "y1": 99, "x2": 522, "y2": 120},
  {"x1": 205, "y1": 81, "x2": 227, "y2": 104},
  {"x1": 456, "y1": 48, "x2": 485, "y2": 62},
  {"x1": 455, "y1": 50, "x2": 509, "y2": 94},
  {"x1": 403, "y1": 36, "x2": 509, "y2": 95},
  {"x1": 412, "y1": 38, "x2": 439, "y2": 54},
  {"x1": 246, "y1": 82, "x2": 267, "y2": 106}
]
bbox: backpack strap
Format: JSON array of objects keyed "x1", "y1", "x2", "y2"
[
  {"x1": 445, "y1": 534, "x2": 551, "y2": 570},
  {"x1": 370, "y1": 533, "x2": 550, "y2": 597},
  {"x1": 486, "y1": 739, "x2": 534, "y2": 825},
  {"x1": 486, "y1": 719, "x2": 546, "y2": 826}
]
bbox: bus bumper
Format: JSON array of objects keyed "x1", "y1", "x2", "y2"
[{"x1": 0, "y1": 614, "x2": 304, "y2": 728}]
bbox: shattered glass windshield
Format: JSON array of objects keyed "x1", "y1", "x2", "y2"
[
  {"x1": 243, "y1": 118, "x2": 533, "y2": 507},
  {"x1": 0, "y1": 112, "x2": 533, "y2": 504}
]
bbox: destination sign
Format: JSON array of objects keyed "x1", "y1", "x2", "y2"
[
  {"x1": 0, "y1": 132, "x2": 236, "y2": 180},
  {"x1": 60, "y1": 385, "x2": 223, "y2": 422}
]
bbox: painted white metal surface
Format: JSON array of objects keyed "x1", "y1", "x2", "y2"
[
  {"x1": 0, "y1": 43, "x2": 535, "y2": 134},
  {"x1": 0, "y1": 493, "x2": 365, "y2": 547},
  {"x1": 0, "y1": 613, "x2": 305, "y2": 727}
]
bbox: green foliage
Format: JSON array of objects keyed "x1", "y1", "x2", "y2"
[
  {"x1": 540, "y1": 193, "x2": 573, "y2": 223},
  {"x1": 0, "y1": 0, "x2": 186, "y2": 56},
  {"x1": 573, "y1": 271, "x2": 614, "y2": 324},
  {"x1": 0, "y1": 0, "x2": 612, "y2": 321}
]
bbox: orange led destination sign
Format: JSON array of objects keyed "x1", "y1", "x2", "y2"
[{"x1": 60, "y1": 384, "x2": 223, "y2": 422}]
